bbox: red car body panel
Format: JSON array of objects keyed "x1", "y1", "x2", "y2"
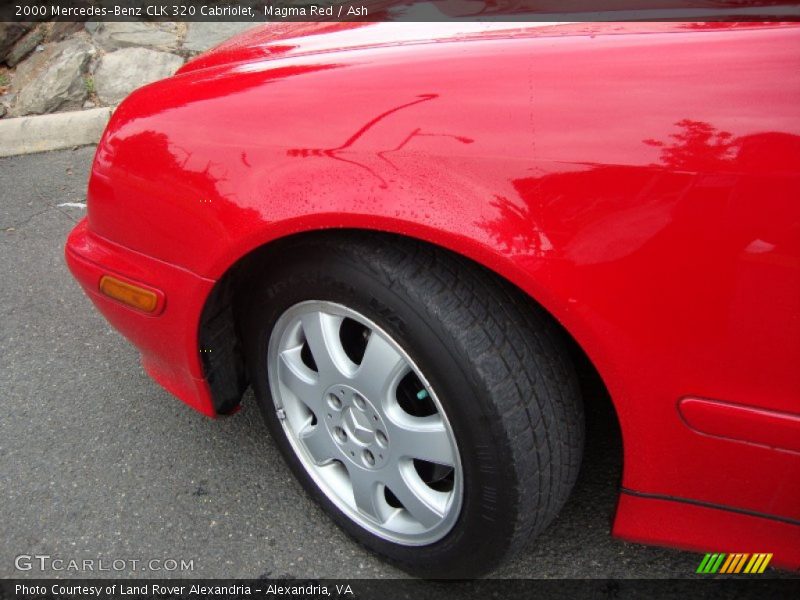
[
  {"x1": 65, "y1": 220, "x2": 217, "y2": 415},
  {"x1": 65, "y1": 22, "x2": 800, "y2": 567}
]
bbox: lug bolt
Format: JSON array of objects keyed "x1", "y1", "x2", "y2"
[
  {"x1": 353, "y1": 393, "x2": 366, "y2": 411},
  {"x1": 363, "y1": 449, "x2": 375, "y2": 466},
  {"x1": 376, "y1": 430, "x2": 388, "y2": 447},
  {"x1": 333, "y1": 427, "x2": 347, "y2": 443},
  {"x1": 328, "y1": 393, "x2": 342, "y2": 410}
]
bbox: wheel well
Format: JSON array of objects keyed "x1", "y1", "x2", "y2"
[{"x1": 198, "y1": 228, "x2": 622, "y2": 462}]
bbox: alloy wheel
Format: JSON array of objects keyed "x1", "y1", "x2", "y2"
[{"x1": 267, "y1": 300, "x2": 463, "y2": 545}]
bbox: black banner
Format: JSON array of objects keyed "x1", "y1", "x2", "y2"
[
  {"x1": 2, "y1": 579, "x2": 800, "y2": 600},
  {"x1": 2, "y1": 0, "x2": 800, "y2": 22}
]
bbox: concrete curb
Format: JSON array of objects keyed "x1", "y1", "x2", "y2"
[{"x1": 0, "y1": 107, "x2": 113, "y2": 158}]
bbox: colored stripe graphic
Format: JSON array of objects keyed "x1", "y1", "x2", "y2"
[
  {"x1": 711, "y1": 553, "x2": 726, "y2": 573},
  {"x1": 744, "y1": 554, "x2": 760, "y2": 573},
  {"x1": 736, "y1": 554, "x2": 748, "y2": 572},
  {"x1": 696, "y1": 554, "x2": 712, "y2": 573},
  {"x1": 743, "y1": 553, "x2": 773, "y2": 574},
  {"x1": 758, "y1": 554, "x2": 773, "y2": 573},
  {"x1": 697, "y1": 553, "x2": 726, "y2": 573},
  {"x1": 735, "y1": 554, "x2": 750, "y2": 573},
  {"x1": 719, "y1": 554, "x2": 735, "y2": 573},
  {"x1": 724, "y1": 554, "x2": 746, "y2": 573},
  {"x1": 700, "y1": 553, "x2": 773, "y2": 574}
]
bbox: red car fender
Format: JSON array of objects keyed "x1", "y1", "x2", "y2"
[{"x1": 78, "y1": 22, "x2": 800, "y2": 566}]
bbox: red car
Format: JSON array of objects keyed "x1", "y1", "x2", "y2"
[{"x1": 65, "y1": 21, "x2": 800, "y2": 577}]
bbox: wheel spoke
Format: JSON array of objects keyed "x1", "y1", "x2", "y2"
[
  {"x1": 347, "y1": 465, "x2": 384, "y2": 522},
  {"x1": 391, "y1": 415, "x2": 456, "y2": 466},
  {"x1": 386, "y1": 464, "x2": 446, "y2": 529},
  {"x1": 278, "y1": 347, "x2": 323, "y2": 411},
  {"x1": 300, "y1": 312, "x2": 351, "y2": 380},
  {"x1": 299, "y1": 423, "x2": 337, "y2": 465},
  {"x1": 354, "y1": 332, "x2": 407, "y2": 398}
]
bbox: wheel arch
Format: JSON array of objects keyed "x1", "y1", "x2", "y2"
[{"x1": 198, "y1": 225, "x2": 624, "y2": 458}]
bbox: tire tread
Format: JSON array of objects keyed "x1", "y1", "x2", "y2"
[{"x1": 317, "y1": 234, "x2": 584, "y2": 558}]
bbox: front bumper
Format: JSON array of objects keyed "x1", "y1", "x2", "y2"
[{"x1": 65, "y1": 219, "x2": 218, "y2": 416}]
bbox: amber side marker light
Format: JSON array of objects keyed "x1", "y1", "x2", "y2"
[{"x1": 99, "y1": 275, "x2": 158, "y2": 313}]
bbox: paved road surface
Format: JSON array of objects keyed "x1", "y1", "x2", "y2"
[{"x1": 0, "y1": 147, "x2": 771, "y2": 580}]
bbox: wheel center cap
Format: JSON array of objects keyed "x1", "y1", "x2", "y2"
[
  {"x1": 343, "y1": 406, "x2": 374, "y2": 444},
  {"x1": 323, "y1": 384, "x2": 390, "y2": 469}
]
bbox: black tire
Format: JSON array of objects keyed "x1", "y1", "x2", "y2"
[{"x1": 240, "y1": 232, "x2": 584, "y2": 578}]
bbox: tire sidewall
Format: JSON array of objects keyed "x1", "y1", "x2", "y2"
[{"x1": 241, "y1": 249, "x2": 521, "y2": 577}]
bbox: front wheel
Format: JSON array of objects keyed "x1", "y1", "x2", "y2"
[{"x1": 241, "y1": 233, "x2": 584, "y2": 578}]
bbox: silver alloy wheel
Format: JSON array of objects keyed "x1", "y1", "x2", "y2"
[{"x1": 267, "y1": 300, "x2": 463, "y2": 545}]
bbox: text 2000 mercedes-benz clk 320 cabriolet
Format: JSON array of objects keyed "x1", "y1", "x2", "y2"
[{"x1": 65, "y1": 20, "x2": 800, "y2": 576}]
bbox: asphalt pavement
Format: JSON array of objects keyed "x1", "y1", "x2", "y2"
[{"x1": 0, "y1": 147, "x2": 772, "y2": 580}]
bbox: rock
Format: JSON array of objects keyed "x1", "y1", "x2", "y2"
[
  {"x1": 89, "y1": 22, "x2": 179, "y2": 52},
  {"x1": 0, "y1": 104, "x2": 6, "y2": 118},
  {"x1": 46, "y1": 22, "x2": 85, "y2": 43},
  {"x1": 9, "y1": 46, "x2": 50, "y2": 90},
  {"x1": 94, "y1": 48, "x2": 183, "y2": 105},
  {"x1": 10, "y1": 38, "x2": 94, "y2": 116},
  {"x1": 83, "y1": 100, "x2": 95, "y2": 109},
  {"x1": 0, "y1": 23, "x2": 33, "y2": 62},
  {"x1": 5, "y1": 26, "x2": 44, "y2": 67},
  {"x1": 183, "y1": 23, "x2": 258, "y2": 54}
]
